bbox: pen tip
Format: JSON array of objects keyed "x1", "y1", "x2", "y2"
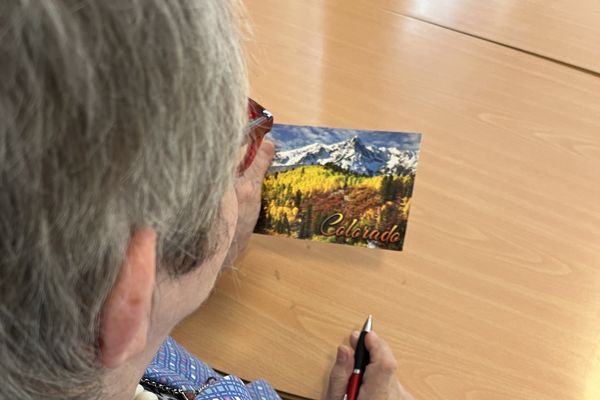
[{"x1": 362, "y1": 314, "x2": 373, "y2": 332}]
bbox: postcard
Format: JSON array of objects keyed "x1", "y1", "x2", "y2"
[{"x1": 254, "y1": 124, "x2": 421, "y2": 251}]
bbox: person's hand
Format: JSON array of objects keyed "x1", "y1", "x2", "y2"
[
  {"x1": 222, "y1": 140, "x2": 275, "y2": 268},
  {"x1": 326, "y1": 331, "x2": 414, "y2": 400}
]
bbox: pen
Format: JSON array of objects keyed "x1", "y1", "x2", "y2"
[{"x1": 344, "y1": 315, "x2": 372, "y2": 400}]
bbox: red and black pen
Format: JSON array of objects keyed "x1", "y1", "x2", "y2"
[{"x1": 344, "y1": 315, "x2": 373, "y2": 400}]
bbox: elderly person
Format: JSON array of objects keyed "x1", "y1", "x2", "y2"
[{"x1": 0, "y1": 1, "x2": 413, "y2": 400}]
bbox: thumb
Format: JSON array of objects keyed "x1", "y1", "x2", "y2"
[
  {"x1": 325, "y1": 345, "x2": 354, "y2": 400},
  {"x1": 242, "y1": 140, "x2": 275, "y2": 182}
]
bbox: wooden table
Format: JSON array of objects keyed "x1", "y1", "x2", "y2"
[
  {"x1": 386, "y1": 0, "x2": 600, "y2": 75},
  {"x1": 173, "y1": 1, "x2": 600, "y2": 399}
]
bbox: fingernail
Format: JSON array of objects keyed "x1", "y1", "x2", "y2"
[
  {"x1": 351, "y1": 330, "x2": 360, "y2": 339},
  {"x1": 336, "y1": 347, "x2": 347, "y2": 364}
]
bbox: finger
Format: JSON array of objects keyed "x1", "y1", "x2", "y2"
[
  {"x1": 359, "y1": 332, "x2": 398, "y2": 394},
  {"x1": 349, "y1": 330, "x2": 359, "y2": 350},
  {"x1": 365, "y1": 331, "x2": 397, "y2": 368},
  {"x1": 252, "y1": 140, "x2": 276, "y2": 172},
  {"x1": 260, "y1": 139, "x2": 275, "y2": 159},
  {"x1": 236, "y1": 140, "x2": 275, "y2": 190},
  {"x1": 325, "y1": 345, "x2": 355, "y2": 400}
]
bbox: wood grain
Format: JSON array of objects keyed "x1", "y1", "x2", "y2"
[
  {"x1": 173, "y1": 1, "x2": 600, "y2": 399},
  {"x1": 385, "y1": 0, "x2": 600, "y2": 74}
]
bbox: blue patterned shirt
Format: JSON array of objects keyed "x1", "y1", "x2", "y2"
[{"x1": 143, "y1": 337, "x2": 281, "y2": 400}]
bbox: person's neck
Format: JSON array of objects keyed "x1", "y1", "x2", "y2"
[
  {"x1": 101, "y1": 338, "x2": 163, "y2": 400},
  {"x1": 102, "y1": 361, "x2": 145, "y2": 400}
]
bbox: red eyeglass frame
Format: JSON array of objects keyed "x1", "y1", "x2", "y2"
[{"x1": 239, "y1": 98, "x2": 274, "y2": 174}]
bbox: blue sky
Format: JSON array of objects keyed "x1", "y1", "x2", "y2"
[{"x1": 268, "y1": 124, "x2": 422, "y2": 151}]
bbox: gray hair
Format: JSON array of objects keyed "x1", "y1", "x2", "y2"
[{"x1": 0, "y1": 1, "x2": 247, "y2": 399}]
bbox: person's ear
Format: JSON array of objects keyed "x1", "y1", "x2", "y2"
[{"x1": 99, "y1": 227, "x2": 156, "y2": 368}]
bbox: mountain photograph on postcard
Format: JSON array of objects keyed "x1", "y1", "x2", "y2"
[{"x1": 254, "y1": 124, "x2": 422, "y2": 251}]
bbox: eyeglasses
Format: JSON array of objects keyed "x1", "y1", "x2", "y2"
[{"x1": 239, "y1": 98, "x2": 274, "y2": 174}]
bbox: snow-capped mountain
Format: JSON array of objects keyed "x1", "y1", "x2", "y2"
[{"x1": 272, "y1": 136, "x2": 418, "y2": 175}]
